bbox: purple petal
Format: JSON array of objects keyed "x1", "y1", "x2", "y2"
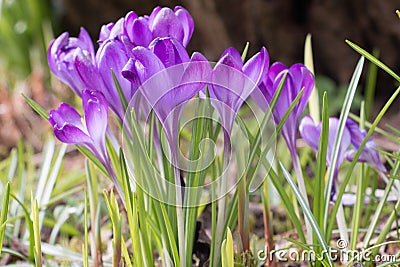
[
  {"x1": 174, "y1": 6, "x2": 194, "y2": 46},
  {"x1": 82, "y1": 90, "x2": 108, "y2": 150},
  {"x1": 289, "y1": 64, "x2": 314, "y2": 118},
  {"x1": 78, "y1": 28, "x2": 95, "y2": 57},
  {"x1": 265, "y1": 62, "x2": 287, "y2": 88},
  {"x1": 99, "y1": 22, "x2": 114, "y2": 43},
  {"x1": 124, "y1": 11, "x2": 138, "y2": 25},
  {"x1": 49, "y1": 103, "x2": 91, "y2": 144},
  {"x1": 150, "y1": 7, "x2": 184, "y2": 43},
  {"x1": 74, "y1": 48, "x2": 101, "y2": 88},
  {"x1": 327, "y1": 117, "x2": 351, "y2": 169},
  {"x1": 299, "y1": 115, "x2": 320, "y2": 152},
  {"x1": 123, "y1": 46, "x2": 165, "y2": 83},
  {"x1": 346, "y1": 118, "x2": 366, "y2": 147},
  {"x1": 148, "y1": 6, "x2": 162, "y2": 24},
  {"x1": 127, "y1": 17, "x2": 152, "y2": 47},
  {"x1": 211, "y1": 53, "x2": 245, "y2": 111},
  {"x1": 243, "y1": 47, "x2": 269, "y2": 85},
  {"x1": 109, "y1": 17, "x2": 126, "y2": 40},
  {"x1": 345, "y1": 118, "x2": 387, "y2": 172},
  {"x1": 149, "y1": 37, "x2": 190, "y2": 68},
  {"x1": 156, "y1": 52, "x2": 212, "y2": 120},
  {"x1": 122, "y1": 47, "x2": 172, "y2": 111},
  {"x1": 96, "y1": 39, "x2": 132, "y2": 118},
  {"x1": 221, "y1": 47, "x2": 243, "y2": 68},
  {"x1": 47, "y1": 28, "x2": 96, "y2": 96}
]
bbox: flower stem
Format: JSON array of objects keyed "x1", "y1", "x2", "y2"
[
  {"x1": 292, "y1": 152, "x2": 313, "y2": 244},
  {"x1": 173, "y1": 165, "x2": 186, "y2": 267}
]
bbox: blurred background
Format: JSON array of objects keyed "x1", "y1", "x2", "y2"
[{"x1": 1, "y1": 0, "x2": 400, "y2": 153}]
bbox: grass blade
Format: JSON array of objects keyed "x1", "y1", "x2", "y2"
[
  {"x1": 304, "y1": 33, "x2": 320, "y2": 123},
  {"x1": 346, "y1": 40, "x2": 400, "y2": 82},
  {"x1": 0, "y1": 182, "x2": 11, "y2": 254},
  {"x1": 31, "y1": 194, "x2": 42, "y2": 267},
  {"x1": 313, "y1": 92, "x2": 328, "y2": 246},
  {"x1": 279, "y1": 162, "x2": 333, "y2": 266},
  {"x1": 324, "y1": 56, "x2": 364, "y2": 228}
]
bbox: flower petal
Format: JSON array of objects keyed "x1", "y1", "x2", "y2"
[
  {"x1": 149, "y1": 37, "x2": 190, "y2": 68},
  {"x1": 299, "y1": 115, "x2": 320, "y2": 152},
  {"x1": 243, "y1": 47, "x2": 269, "y2": 85},
  {"x1": 127, "y1": 17, "x2": 152, "y2": 46},
  {"x1": 122, "y1": 46, "x2": 171, "y2": 113},
  {"x1": 99, "y1": 22, "x2": 114, "y2": 43},
  {"x1": 174, "y1": 6, "x2": 194, "y2": 46},
  {"x1": 96, "y1": 39, "x2": 133, "y2": 118},
  {"x1": 150, "y1": 7, "x2": 184, "y2": 43},
  {"x1": 49, "y1": 103, "x2": 91, "y2": 144},
  {"x1": 82, "y1": 90, "x2": 108, "y2": 149}
]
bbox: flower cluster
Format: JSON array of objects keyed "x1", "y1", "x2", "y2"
[{"x1": 47, "y1": 5, "x2": 386, "y2": 194}]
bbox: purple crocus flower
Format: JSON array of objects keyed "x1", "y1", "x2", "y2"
[
  {"x1": 209, "y1": 47, "x2": 269, "y2": 132},
  {"x1": 99, "y1": 6, "x2": 194, "y2": 47},
  {"x1": 345, "y1": 118, "x2": 387, "y2": 173},
  {"x1": 255, "y1": 63, "x2": 314, "y2": 156},
  {"x1": 49, "y1": 90, "x2": 109, "y2": 166},
  {"x1": 48, "y1": 28, "x2": 99, "y2": 97}
]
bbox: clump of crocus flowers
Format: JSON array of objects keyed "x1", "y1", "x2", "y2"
[{"x1": 46, "y1": 5, "x2": 387, "y2": 267}]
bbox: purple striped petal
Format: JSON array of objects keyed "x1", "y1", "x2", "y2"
[{"x1": 149, "y1": 37, "x2": 190, "y2": 68}]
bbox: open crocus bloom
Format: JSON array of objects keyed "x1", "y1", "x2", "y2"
[
  {"x1": 49, "y1": 90, "x2": 109, "y2": 167},
  {"x1": 209, "y1": 47, "x2": 269, "y2": 133},
  {"x1": 255, "y1": 63, "x2": 314, "y2": 156}
]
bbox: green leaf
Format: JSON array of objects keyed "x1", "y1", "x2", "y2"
[
  {"x1": 112, "y1": 70, "x2": 129, "y2": 113},
  {"x1": 241, "y1": 42, "x2": 250, "y2": 62},
  {"x1": 31, "y1": 194, "x2": 42, "y2": 267},
  {"x1": 279, "y1": 162, "x2": 333, "y2": 266},
  {"x1": 77, "y1": 146, "x2": 108, "y2": 176},
  {"x1": 313, "y1": 92, "x2": 328, "y2": 242},
  {"x1": 346, "y1": 40, "x2": 400, "y2": 82},
  {"x1": 22, "y1": 93, "x2": 49, "y2": 121},
  {"x1": 324, "y1": 56, "x2": 364, "y2": 228},
  {"x1": 83, "y1": 191, "x2": 89, "y2": 267},
  {"x1": 0, "y1": 182, "x2": 10, "y2": 254},
  {"x1": 304, "y1": 33, "x2": 320, "y2": 123}
]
